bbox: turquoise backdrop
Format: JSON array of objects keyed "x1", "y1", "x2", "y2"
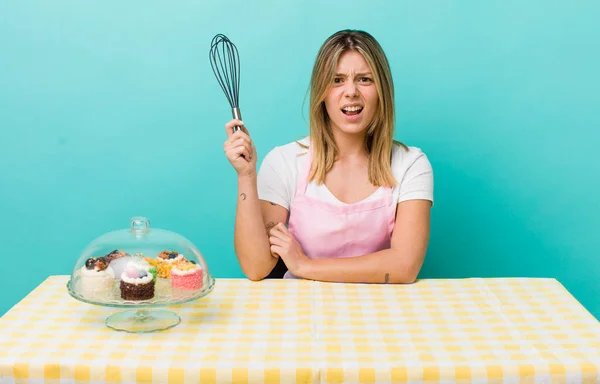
[{"x1": 1, "y1": 1, "x2": 599, "y2": 318}]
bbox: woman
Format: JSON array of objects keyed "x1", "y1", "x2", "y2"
[{"x1": 223, "y1": 29, "x2": 433, "y2": 283}]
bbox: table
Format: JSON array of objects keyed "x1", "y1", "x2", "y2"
[{"x1": 1, "y1": 276, "x2": 600, "y2": 383}]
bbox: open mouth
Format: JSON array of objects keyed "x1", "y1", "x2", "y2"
[{"x1": 341, "y1": 106, "x2": 363, "y2": 116}]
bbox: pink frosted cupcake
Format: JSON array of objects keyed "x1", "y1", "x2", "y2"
[{"x1": 171, "y1": 261, "x2": 203, "y2": 290}]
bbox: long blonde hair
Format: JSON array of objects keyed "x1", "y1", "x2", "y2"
[{"x1": 304, "y1": 29, "x2": 406, "y2": 187}]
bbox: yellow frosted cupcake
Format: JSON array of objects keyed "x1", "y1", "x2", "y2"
[{"x1": 155, "y1": 250, "x2": 185, "y2": 278}]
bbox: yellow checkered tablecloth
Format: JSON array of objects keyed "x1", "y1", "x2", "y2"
[{"x1": 1, "y1": 276, "x2": 600, "y2": 383}]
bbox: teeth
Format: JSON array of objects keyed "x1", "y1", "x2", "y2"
[{"x1": 342, "y1": 106, "x2": 362, "y2": 112}]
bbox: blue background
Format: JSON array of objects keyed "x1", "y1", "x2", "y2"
[{"x1": 1, "y1": 1, "x2": 599, "y2": 318}]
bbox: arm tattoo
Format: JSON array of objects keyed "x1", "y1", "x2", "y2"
[
  {"x1": 240, "y1": 193, "x2": 247, "y2": 200},
  {"x1": 384, "y1": 273, "x2": 390, "y2": 284}
]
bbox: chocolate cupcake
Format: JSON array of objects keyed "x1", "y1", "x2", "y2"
[{"x1": 119, "y1": 263, "x2": 155, "y2": 301}]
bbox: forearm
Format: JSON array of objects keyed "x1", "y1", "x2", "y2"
[
  {"x1": 296, "y1": 249, "x2": 421, "y2": 284},
  {"x1": 234, "y1": 174, "x2": 276, "y2": 280}
]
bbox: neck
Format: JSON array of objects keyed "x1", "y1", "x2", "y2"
[{"x1": 331, "y1": 127, "x2": 368, "y2": 160}]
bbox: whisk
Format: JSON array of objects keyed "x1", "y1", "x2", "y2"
[{"x1": 209, "y1": 34, "x2": 243, "y2": 132}]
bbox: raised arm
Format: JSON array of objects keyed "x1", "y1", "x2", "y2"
[{"x1": 223, "y1": 119, "x2": 288, "y2": 281}]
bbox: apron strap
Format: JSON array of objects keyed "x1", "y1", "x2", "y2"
[{"x1": 294, "y1": 146, "x2": 312, "y2": 196}]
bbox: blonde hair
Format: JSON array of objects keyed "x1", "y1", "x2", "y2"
[{"x1": 303, "y1": 29, "x2": 406, "y2": 187}]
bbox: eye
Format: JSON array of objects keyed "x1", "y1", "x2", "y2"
[
  {"x1": 333, "y1": 77, "x2": 344, "y2": 84},
  {"x1": 359, "y1": 77, "x2": 373, "y2": 83}
]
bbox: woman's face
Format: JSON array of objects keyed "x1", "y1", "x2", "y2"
[{"x1": 324, "y1": 50, "x2": 378, "y2": 136}]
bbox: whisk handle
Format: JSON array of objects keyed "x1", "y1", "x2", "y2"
[{"x1": 232, "y1": 107, "x2": 242, "y2": 132}]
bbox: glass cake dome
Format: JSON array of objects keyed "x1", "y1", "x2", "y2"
[{"x1": 67, "y1": 216, "x2": 215, "y2": 333}]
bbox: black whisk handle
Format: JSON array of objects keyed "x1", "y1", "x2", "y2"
[{"x1": 232, "y1": 107, "x2": 242, "y2": 132}]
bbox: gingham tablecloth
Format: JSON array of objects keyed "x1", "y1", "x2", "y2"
[{"x1": 1, "y1": 276, "x2": 600, "y2": 383}]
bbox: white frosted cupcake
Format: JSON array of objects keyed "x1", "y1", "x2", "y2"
[{"x1": 79, "y1": 257, "x2": 115, "y2": 299}]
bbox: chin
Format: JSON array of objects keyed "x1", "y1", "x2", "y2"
[{"x1": 333, "y1": 124, "x2": 369, "y2": 136}]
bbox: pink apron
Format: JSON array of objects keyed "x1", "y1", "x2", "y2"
[{"x1": 285, "y1": 148, "x2": 398, "y2": 279}]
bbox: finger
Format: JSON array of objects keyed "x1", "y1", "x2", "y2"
[
  {"x1": 223, "y1": 137, "x2": 250, "y2": 155},
  {"x1": 270, "y1": 230, "x2": 290, "y2": 246},
  {"x1": 276, "y1": 222, "x2": 290, "y2": 234},
  {"x1": 225, "y1": 133, "x2": 254, "y2": 159},
  {"x1": 269, "y1": 235, "x2": 287, "y2": 247},
  {"x1": 277, "y1": 224, "x2": 296, "y2": 241},
  {"x1": 240, "y1": 146, "x2": 251, "y2": 160},
  {"x1": 225, "y1": 144, "x2": 249, "y2": 160},
  {"x1": 231, "y1": 128, "x2": 252, "y2": 142},
  {"x1": 268, "y1": 228, "x2": 284, "y2": 242},
  {"x1": 228, "y1": 146, "x2": 251, "y2": 161},
  {"x1": 223, "y1": 139, "x2": 234, "y2": 153},
  {"x1": 269, "y1": 223, "x2": 287, "y2": 237},
  {"x1": 225, "y1": 119, "x2": 246, "y2": 137},
  {"x1": 228, "y1": 136, "x2": 252, "y2": 151},
  {"x1": 272, "y1": 223, "x2": 289, "y2": 236},
  {"x1": 270, "y1": 245, "x2": 284, "y2": 257}
]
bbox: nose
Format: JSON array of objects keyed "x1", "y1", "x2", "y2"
[{"x1": 344, "y1": 81, "x2": 358, "y2": 97}]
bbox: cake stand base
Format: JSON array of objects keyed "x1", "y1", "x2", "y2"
[{"x1": 106, "y1": 309, "x2": 180, "y2": 333}]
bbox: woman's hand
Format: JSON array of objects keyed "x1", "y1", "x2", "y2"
[
  {"x1": 268, "y1": 223, "x2": 310, "y2": 276},
  {"x1": 223, "y1": 119, "x2": 257, "y2": 177}
]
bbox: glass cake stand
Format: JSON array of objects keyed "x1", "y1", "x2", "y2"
[{"x1": 67, "y1": 216, "x2": 216, "y2": 333}]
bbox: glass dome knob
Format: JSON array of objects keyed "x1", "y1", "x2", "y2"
[{"x1": 130, "y1": 216, "x2": 150, "y2": 232}]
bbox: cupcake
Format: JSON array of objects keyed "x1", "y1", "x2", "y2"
[
  {"x1": 119, "y1": 263, "x2": 155, "y2": 301},
  {"x1": 171, "y1": 261, "x2": 203, "y2": 290},
  {"x1": 79, "y1": 257, "x2": 115, "y2": 299},
  {"x1": 155, "y1": 250, "x2": 185, "y2": 278}
]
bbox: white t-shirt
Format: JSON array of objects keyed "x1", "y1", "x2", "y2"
[{"x1": 257, "y1": 137, "x2": 434, "y2": 209}]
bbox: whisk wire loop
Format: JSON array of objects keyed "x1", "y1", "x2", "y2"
[{"x1": 209, "y1": 34, "x2": 241, "y2": 109}]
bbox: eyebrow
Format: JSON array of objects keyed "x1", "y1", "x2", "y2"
[{"x1": 335, "y1": 72, "x2": 373, "y2": 77}]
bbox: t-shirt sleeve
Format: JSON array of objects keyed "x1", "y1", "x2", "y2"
[
  {"x1": 398, "y1": 150, "x2": 434, "y2": 205},
  {"x1": 257, "y1": 148, "x2": 292, "y2": 210}
]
